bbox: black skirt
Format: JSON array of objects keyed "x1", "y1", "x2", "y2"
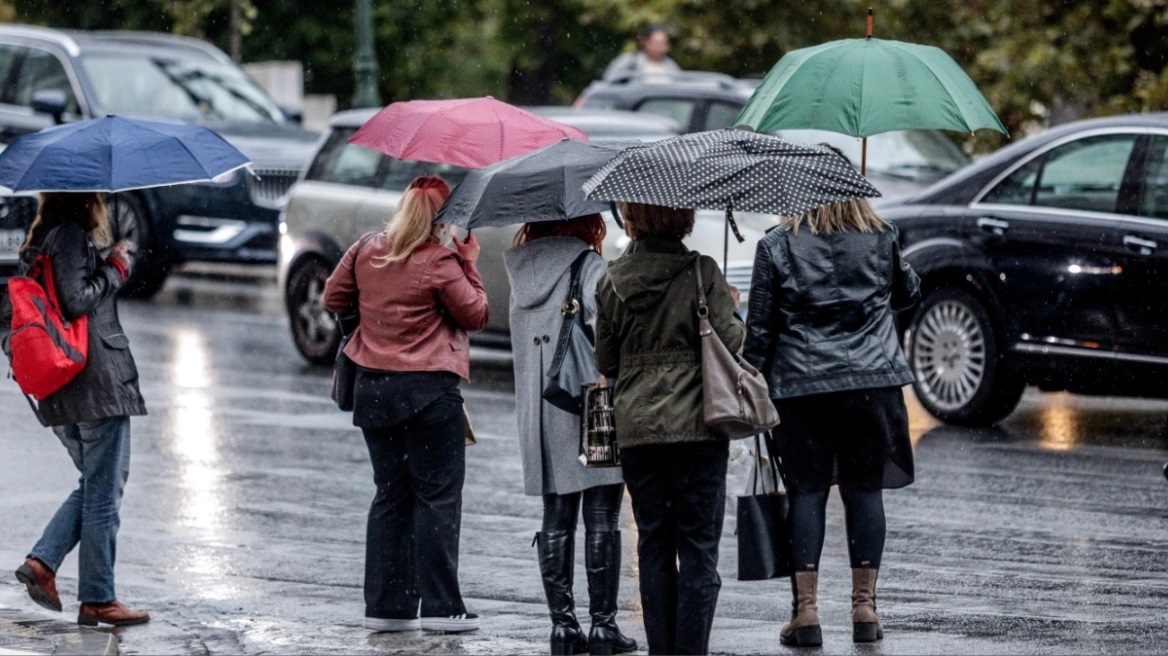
[{"x1": 772, "y1": 386, "x2": 914, "y2": 492}]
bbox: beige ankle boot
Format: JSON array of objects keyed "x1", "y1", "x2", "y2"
[
  {"x1": 851, "y1": 567, "x2": 883, "y2": 643},
  {"x1": 780, "y1": 570, "x2": 822, "y2": 647}
]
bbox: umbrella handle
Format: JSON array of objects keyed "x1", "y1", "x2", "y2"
[
  {"x1": 610, "y1": 202, "x2": 624, "y2": 229},
  {"x1": 726, "y1": 207, "x2": 745, "y2": 244}
]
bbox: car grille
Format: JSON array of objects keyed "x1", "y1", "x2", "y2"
[{"x1": 247, "y1": 168, "x2": 301, "y2": 205}]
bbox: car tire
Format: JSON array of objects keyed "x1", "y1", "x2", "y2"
[
  {"x1": 113, "y1": 194, "x2": 170, "y2": 299},
  {"x1": 906, "y1": 287, "x2": 1025, "y2": 426},
  {"x1": 286, "y1": 257, "x2": 340, "y2": 366}
]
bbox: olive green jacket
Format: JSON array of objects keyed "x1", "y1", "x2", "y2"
[{"x1": 595, "y1": 238, "x2": 745, "y2": 449}]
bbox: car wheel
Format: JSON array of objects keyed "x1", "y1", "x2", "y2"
[
  {"x1": 113, "y1": 194, "x2": 170, "y2": 299},
  {"x1": 286, "y1": 257, "x2": 340, "y2": 366},
  {"x1": 907, "y1": 287, "x2": 1025, "y2": 425}
]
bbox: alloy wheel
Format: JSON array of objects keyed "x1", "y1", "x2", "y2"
[{"x1": 911, "y1": 299, "x2": 987, "y2": 411}]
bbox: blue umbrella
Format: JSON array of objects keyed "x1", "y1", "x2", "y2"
[{"x1": 0, "y1": 116, "x2": 251, "y2": 192}]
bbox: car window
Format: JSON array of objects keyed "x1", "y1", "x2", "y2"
[
  {"x1": 0, "y1": 45, "x2": 19, "y2": 101},
  {"x1": 982, "y1": 134, "x2": 1137, "y2": 213},
  {"x1": 1138, "y1": 136, "x2": 1168, "y2": 220},
  {"x1": 636, "y1": 98, "x2": 696, "y2": 131},
  {"x1": 11, "y1": 48, "x2": 79, "y2": 113},
  {"x1": 704, "y1": 101, "x2": 742, "y2": 131},
  {"x1": 306, "y1": 128, "x2": 386, "y2": 188}
]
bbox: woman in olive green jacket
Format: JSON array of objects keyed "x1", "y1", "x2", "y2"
[{"x1": 594, "y1": 202, "x2": 743, "y2": 656}]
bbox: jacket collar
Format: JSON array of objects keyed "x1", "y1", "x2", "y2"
[{"x1": 625, "y1": 237, "x2": 689, "y2": 256}]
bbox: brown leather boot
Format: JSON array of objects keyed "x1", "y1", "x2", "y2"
[
  {"x1": 851, "y1": 567, "x2": 883, "y2": 643},
  {"x1": 15, "y1": 558, "x2": 61, "y2": 612},
  {"x1": 780, "y1": 570, "x2": 822, "y2": 647},
  {"x1": 77, "y1": 601, "x2": 150, "y2": 627}
]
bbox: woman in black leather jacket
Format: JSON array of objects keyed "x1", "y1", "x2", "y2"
[
  {"x1": 5, "y1": 193, "x2": 149, "y2": 627},
  {"x1": 743, "y1": 198, "x2": 920, "y2": 648}
]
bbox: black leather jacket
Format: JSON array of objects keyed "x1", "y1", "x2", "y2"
[
  {"x1": 743, "y1": 223, "x2": 920, "y2": 399},
  {"x1": 3, "y1": 223, "x2": 146, "y2": 427}
]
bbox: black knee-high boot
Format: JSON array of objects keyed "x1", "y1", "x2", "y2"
[
  {"x1": 536, "y1": 531, "x2": 589, "y2": 655},
  {"x1": 584, "y1": 531, "x2": 637, "y2": 655}
]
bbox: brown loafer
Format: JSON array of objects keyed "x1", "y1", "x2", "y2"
[
  {"x1": 15, "y1": 558, "x2": 62, "y2": 612},
  {"x1": 77, "y1": 600, "x2": 150, "y2": 627}
]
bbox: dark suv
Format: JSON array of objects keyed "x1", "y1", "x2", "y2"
[{"x1": 0, "y1": 25, "x2": 319, "y2": 294}]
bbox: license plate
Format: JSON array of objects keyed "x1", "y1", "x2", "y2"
[{"x1": 0, "y1": 228, "x2": 24, "y2": 262}]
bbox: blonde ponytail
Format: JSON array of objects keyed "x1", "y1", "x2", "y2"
[{"x1": 373, "y1": 176, "x2": 452, "y2": 266}]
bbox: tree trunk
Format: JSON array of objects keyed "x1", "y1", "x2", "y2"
[{"x1": 229, "y1": 0, "x2": 242, "y2": 62}]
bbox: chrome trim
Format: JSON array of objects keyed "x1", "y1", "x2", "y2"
[
  {"x1": 173, "y1": 216, "x2": 247, "y2": 245},
  {"x1": 971, "y1": 126, "x2": 1168, "y2": 207},
  {"x1": 970, "y1": 202, "x2": 1168, "y2": 232},
  {"x1": 1012, "y1": 342, "x2": 1168, "y2": 366}
]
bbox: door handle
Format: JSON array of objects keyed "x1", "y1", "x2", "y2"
[
  {"x1": 1123, "y1": 234, "x2": 1158, "y2": 255},
  {"x1": 976, "y1": 217, "x2": 1010, "y2": 236}
]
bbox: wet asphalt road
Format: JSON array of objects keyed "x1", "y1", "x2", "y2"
[{"x1": 1, "y1": 275, "x2": 1168, "y2": 655}]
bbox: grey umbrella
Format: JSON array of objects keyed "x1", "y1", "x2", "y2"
[
  {"x1": 433, "y1": 139, "x2": 639, "y2": 230},
  {"x1": 582, "y1": 129, "x2": 882, "y2": 267}
]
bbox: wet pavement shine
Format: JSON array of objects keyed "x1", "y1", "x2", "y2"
[{"x1": 1, "y1": 279, "x2": 1167, "y2": 654}]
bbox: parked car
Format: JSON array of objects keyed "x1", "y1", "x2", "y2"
[
  {"x1": 0, "y1": 25, "x2": 319, "y2": 296},
  {"x1": 886, "y1": 113, "x2": 1168, "y2": 425},
  {"x1": 278, "y1": 107, "x2": 683, "y2": 364},
  {"x1": 575, "y1": 72, "x2": 972, "y2": 200}
]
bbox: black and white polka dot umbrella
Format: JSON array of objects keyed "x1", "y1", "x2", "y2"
[{"x1": 583, "y1": 129, "x2": 881, "y2": 220}]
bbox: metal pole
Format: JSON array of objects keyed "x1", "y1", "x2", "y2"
[
  {"x1": 229, "y1": 0, "x2": 242, "y2": 63},
  {"x1": 353, "y1": 0, "x2": 382, "y2": 108}
]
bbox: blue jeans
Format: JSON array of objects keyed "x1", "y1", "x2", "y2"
[{"x1": 29, "y1": 416, "x2": 131, "y2": 604}]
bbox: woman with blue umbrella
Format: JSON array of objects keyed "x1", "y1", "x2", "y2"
[{"x1": 0, "y1": 116, "x2": 249, "y2": 626}]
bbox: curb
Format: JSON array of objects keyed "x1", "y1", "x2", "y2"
[{"x1": 0, "y1": 607, "x2": 117, "y2": 656}]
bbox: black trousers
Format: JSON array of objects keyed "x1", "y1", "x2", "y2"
[
  {"x1": 362, "y1": 398, "x2": 467, "y2": 620},
  {"x1": 542, "y1": 483, "x2": 625, "y2": 533},
  {"x1": 621, "y1": 440, "x2": 729, "y2": 656}
]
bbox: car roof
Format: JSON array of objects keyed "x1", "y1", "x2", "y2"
[
  {"x1": 0, "y1": 25, "x2": 232, "y2": 64},
  {"x1": 581, "y1": 72, "x2": 757, "y2": 103},
  {"x1": 329, "y1": 106, "x2": 680, "y2": 141}
]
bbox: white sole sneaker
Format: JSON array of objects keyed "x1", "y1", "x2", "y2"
[
  {"x1": 364, "y1": 617, "x2": 421, "y2": 632},
  {"x1": 420, "y1": 613, "x2": 480, "y2": 633}
]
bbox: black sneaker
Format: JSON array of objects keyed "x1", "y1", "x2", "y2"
[{"x1": 421, "y1": 612, "x2": 480, "y2": 633}]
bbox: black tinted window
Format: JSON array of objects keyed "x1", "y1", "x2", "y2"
[
  {"x1": 1139, "y1": 136, "x2": 1168, "y2": 220},
  {"x1": 704, "y1": 101, "x2": 742, "y2": 131},
  {"x1": 983, "y1": 135, "x2": 1137, "y2": 214},
  {"x1": 0, "y1": 45, "x2": 18, "y2": 99},
  {"x1": 12, "y1": 49, "x2": 79, "y2": 113}
]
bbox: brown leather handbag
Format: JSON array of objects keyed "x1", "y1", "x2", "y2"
[{"x1": 694, "y1": 258, "x2": 780, "y2": 439}]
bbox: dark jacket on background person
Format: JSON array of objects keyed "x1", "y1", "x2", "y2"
[
  {"x1": 322, "y1": 234, "x2": 489, "y2": 381},
  {"x1": 2, "y1": 223, "x2": 147, "y2": 427},
  {"x1": 595, "y1": 237, "x2": 744, "y2": 449},
  {"x1": 743, "y1": 223, "x2": 920, "y2": 399}
]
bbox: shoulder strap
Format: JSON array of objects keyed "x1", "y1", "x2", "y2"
[{"x1": 693, "y1": 255, "x2": 708, "y2": 317}]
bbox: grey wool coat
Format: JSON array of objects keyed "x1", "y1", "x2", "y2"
[{"x1": 505, "y1": 236, "x2": 624, "y2": 496}]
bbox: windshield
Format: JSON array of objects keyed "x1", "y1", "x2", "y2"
[
  {"x1": 79, "y1": 54, "x2": 284, "y2": 123},
  {"x1": 774, "y1": 129, "x2": 970, "y2": 176}
]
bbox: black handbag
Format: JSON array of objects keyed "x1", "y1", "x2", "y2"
[
  {"x1": 737, "y1": 432, "x2": 792, "y2": 581},
  {"x1": 331, "y1": 233, "x2": 376, "y2": 412},
  {"x1": 543, "y1": 251, "x2": 600, "y2": 415}
]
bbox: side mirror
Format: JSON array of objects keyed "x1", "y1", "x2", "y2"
[
  {"x1": 280, "y1": 105, "x2": 303, "y2": 125},
  {"x1": 31, "y1": 90, "x2": 68, "y2": 125}
]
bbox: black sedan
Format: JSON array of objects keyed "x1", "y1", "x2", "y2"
[{"x1": 886, "y1": 113, "x2": 1168, "y2": 425}]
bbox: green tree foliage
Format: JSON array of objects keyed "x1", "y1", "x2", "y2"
[{"x1": 5, "y1": 0, "x2": 1168, "y2": 143}]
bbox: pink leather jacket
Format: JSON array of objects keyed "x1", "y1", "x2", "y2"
[{"x1": 323, "y1": 234, "x2": 489, "y2": 380}]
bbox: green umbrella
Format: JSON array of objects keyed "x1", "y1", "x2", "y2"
[{"x1": 735, "y1": 33, "x2": 1006, "y2": 174}]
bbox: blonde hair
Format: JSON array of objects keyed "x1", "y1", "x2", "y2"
[
  {"x1": 21, "y1": 192, "x2": 112, "y2": 254},
  {"x1": 782, "y1": 198, "x2": 887, "y2": 235},
  {"x1": 374, "y1": 176, "x2": 452, "y2": 266}
]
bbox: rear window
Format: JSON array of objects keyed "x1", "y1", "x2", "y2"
[{"x1": 306, "y1": 127, "x2": 469, "y2": 190}]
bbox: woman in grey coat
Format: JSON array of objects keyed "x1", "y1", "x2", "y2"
[{"x1": 504, "y1": 215, "x2": 636, "y2": 656}]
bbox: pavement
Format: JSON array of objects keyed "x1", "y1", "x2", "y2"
[{"x1": 1, "y1": 274, "x2": 1167, "y2": 654}]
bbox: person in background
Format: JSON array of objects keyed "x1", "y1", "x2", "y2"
[
  {"x1": 743, "y1": 197, "x2": 921, "y2": 647},
  {"x1": 595, "y1": 202, "x2": 743, "y2": 655},
  {"x1": 5, "y1": 192, "x2": 149, "y2": 627},
  {"x1": 324, "y1": 176, "x2": 488, "y2": 635},
  {"x1": 505, "y1": 216, "x2": 637, "y2": 655},
  {"x1": 602, "y1": 24, "x2": 681, "y2": 83}
]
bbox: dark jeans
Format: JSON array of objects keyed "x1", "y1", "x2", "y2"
[
  {"x1": 621, "y1": 440, "x2": 729, "y2": 656},
  {"x1": 362, "y1": 398, "x2": 467, "y2": 620},
  {"x1": 29, "y1": 416, "x2": 131, "y2": 603},
  {"x1": 541, "y1": 483, "x2": 624, "y2": 534}
]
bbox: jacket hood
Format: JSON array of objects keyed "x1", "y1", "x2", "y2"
[
  {"x1": 505, "y1": 236, "x2": 593, "y2": 310},
  {"x1": 607, "y1": 238, "x2": 695, "y2": 312}
]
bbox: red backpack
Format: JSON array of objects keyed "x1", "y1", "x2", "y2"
[{"x1": 7, "y1": 246, "x2": 88, "y2": 401}]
